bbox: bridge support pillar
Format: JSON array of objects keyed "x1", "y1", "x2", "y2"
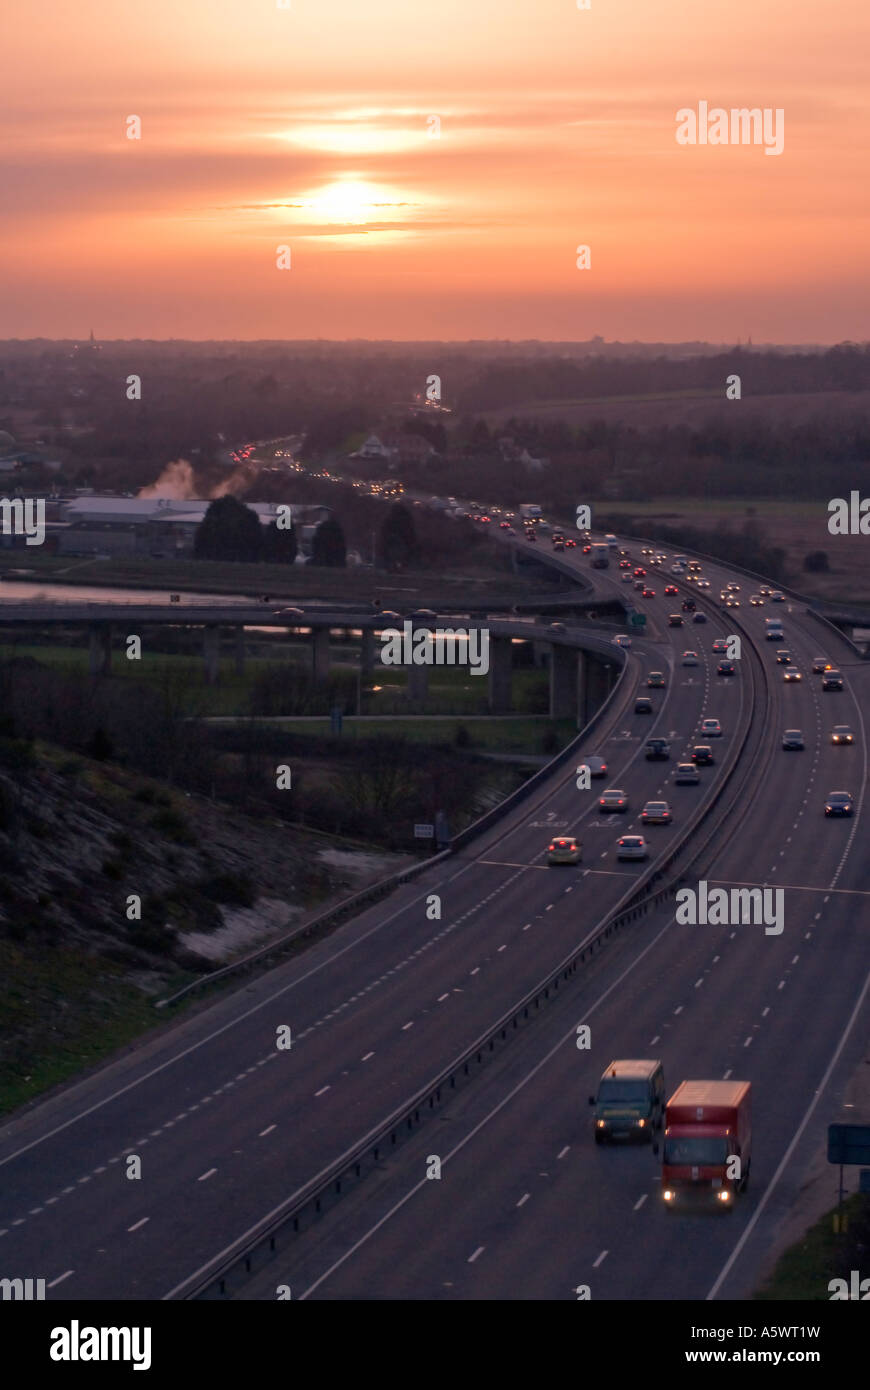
[
  {"x1": 549, "y1": 642, "x2": 577, "y2": 719},
  {"x1": 360, "y1": 627, "x2": 376, "y2": 676},
  {"x1": 88, "y1": 623, "x2": 112, "y2": 677},
  {"x1": 487, "y1": 635, "x2": 513, "y2": 713},
  {"x1": 312, "y1": 626, "x2": 330, "y2": 683},
  {"x1": 406, "y1": 659, "x2": 429, "y2": 704},
  {"x1": 203, "y1": 625, "x2": 220, "y2": 684}
]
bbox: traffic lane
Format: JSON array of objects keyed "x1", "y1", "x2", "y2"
[
  {"x1": 301, "y1": 881, "x2": 869, "y2": 1301},
  {"x1": 292, "y1": 671, "x2": 864, "y2": 1301},
  {"x1": 0, "y1": 635, "x2": 717, "y2": 1217},
  {"x1": 1, "y1": 852, "x2": 669, "y2": 1297}
]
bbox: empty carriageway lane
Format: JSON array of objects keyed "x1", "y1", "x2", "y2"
[{"x1": 0, "y1": 625, "x2": 732, "y2": 1299}]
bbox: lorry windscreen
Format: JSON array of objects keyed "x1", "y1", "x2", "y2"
[
  {"x1": 664, "y1": 1137, "x2": 729, "y2": 1165},
  {"x1": 597, "y1": 1081, "x2": 650, "y2": 1103}
]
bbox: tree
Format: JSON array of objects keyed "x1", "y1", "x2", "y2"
[
  {"x1": 262, "y1": 520, "x2": 298, "y2": 564},
  {"x1": 194, "y1": 496, "x2": 263, "y2": 562},
  {"x1": 803, "y1": 551, "x2": 830, "y2": 573},
  {"x1": 378, "y1": 502, "x2": 417, "y2": 571},
  {"x1": 311, "y1": 517, "x2": 346, "y2": 567}
]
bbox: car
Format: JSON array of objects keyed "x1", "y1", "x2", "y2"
[
  {"x1": 645, "y1": 738, "x2": 671, "y2": 761},
  {"x1": 725, "y1": 597, "x2": 740, "y2": 607},
  {"x1": 699, "y1": 718, "x2": 722, "y2": 737},
  {"x1": 641, "y1": 547, "x2": 653, "y2": 556},
  {"x1": 674, "y1": 762, "x2": 700, "y2": 784},
  {"x1": 641, "y1": 587, "x2": 656, "y2": 598},
  {"x1": 634, "y1": 567, "x2": 646, "y2": 578},
  {"x1": 655, "y1": 554, "x2": 668, "y2": 564},
  {"x1": 634, "y1": 696, "x2": 653, "y2": 714},
  {"x1": 646, "y1": 672, "x2": 666, "y2": 688},
  {"x1": 831, "y1": 726, "x2": 854, "y2": 744},
  {"x1": 599, "y1": 788, "x2": 629, "y2": 811},
  {"x1": 681, "y1": 598, "x2": 696, "y2": 612},
  {"x1": 582, "y1": 544, "x2": 592, "y2": 554},
  {"x1": 783, "y1": 667, "x2": 802, "y2": 682},
  {"x1": 549, "y1": 622, "x2": 567, "y2": 633},
  {"x1": 719, "y1": 591, "x2": 729, "y2": 602},
  {"x1": 824, "y1": 791, "x2": 854, "y2": 817},
  {"x1": 668, "y1": 613, "x2": 683, "y2": 627},
  {"x1": 582, "y1": 755, "x2": 608, "y2": 777},
  {"x1": 749, "y1": 595, "x2": 764, "y2": 606},
  {"x1": 692, "y1": 745, "x2": 715, "y2": 765},
  {"x1": 823, "y1": 671, "x2": 844, "y2": 691},
  {"x1": 409, "y1": 608, "x2": 438, "y2": 622},
  {"x1": 617, "y1": 835, "x2": 648, "y2": 861},
  {"x1": 642, "y1": 800, "x2": 672, "y2": 824},
  {"x1": 634, "y1": 579, "x2": 646, "y2": 590},
  {"x1": 717, "y1": 661, "x2": 736, "y2": 676},
  {"x1": 665, "y1": 584, "x2": 679, "y2": 596},
  {"x1": 759, "y1": 585, "x2": 772, "y2": 596},
  {"x1": 612, "y1": 634, "x2": 632, "y2": 649},
  {"x1": 692, "y1": 611, "x2": 707, "y2": 623},
  {"x1": 775, "y1": 650, "x2": 792, "y2": 664},
  {"x1": 726, "y1": 583, "x2": 740, "y2": 592},
  {"x1": 553, "y1": 539, "x2": 565, "y2": 550},
  {"x1": 697, "y1": 579, "x2": 711, "y2": 589},
  {"x1": 681, "y1": 651, "x2": 699, "y2": 666},
  {"x1": 377, "y1": 609, "x2": 402, "y2": 621},
  {"x1": 619, "y1": 559, "x2": 632, "y2": 569},
  {"x1": 547, "y1": 835, "x2": 582, "y2": 864},
  {"x1": 621, "y1": 572, "x2": 634, "y2": 583},
  {"x1": 782, "y1": 730, "x2": 805, "y2": 750},
  {"x1": 499, "y1": 520, "x2": 511, "y2": 529},
  {"x1": 273, "y1": 606, "x2": 305, "y2": 618},
  {"x1": 565, "y1": 538, "x2": 577, "y2": 548},
  {"x1": 811, "y1": 657, "x2": 829, "y2": 673},
  {"x1": 770, "y1": 591, "x2": 785, "y2": 602}
]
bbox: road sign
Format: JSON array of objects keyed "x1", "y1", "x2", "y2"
[
  {"x1": 828, "y1": 1124, "x2": 870, "y2": 1165},
  {"x1": 629, "y1": 612, "x2": 646, "y2": 627},
  {"x1": 414, "y1": 823, "x2": 435, "y2": 839}
]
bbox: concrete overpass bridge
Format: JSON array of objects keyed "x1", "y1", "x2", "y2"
[{"x1": 0, "y1": 602, "x2": 624, "y2": 726}]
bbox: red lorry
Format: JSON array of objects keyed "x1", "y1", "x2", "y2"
[{"x1": 658, "y1": 1080, "x2": 751, "y2": 1209}]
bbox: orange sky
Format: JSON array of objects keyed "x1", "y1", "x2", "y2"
[{"x1": 2, "y1": 0, "x2": 867, "y2": 341}]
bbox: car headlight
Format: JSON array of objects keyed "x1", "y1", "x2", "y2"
[
  {"x1": 637, "y1": 1118, "x2": 646, "y2": 1128},
  {"x1": 663, "y1": 1189, "x2": 674, "y2": 1202},
  {"x1": 596, "y1": 1120, "x2": 606, "y2": 1129},
  {"x1": 717, "y1": 1189, "x2": 731, "y2": 1202}
]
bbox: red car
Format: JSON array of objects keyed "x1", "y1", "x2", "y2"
[
  {"x1": 641, "y1": 587, "x2": 656, "y2": 598},
  {"x1": 665, "y1": 584, "x2": 679, "y2": 595},
  {"x1": 634, "y1": 567, "x2": 646, "y2": 578}
]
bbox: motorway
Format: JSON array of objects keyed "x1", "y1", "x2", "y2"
[{"x1": 1, "y1": 540, "x2": 867, "y2": 1302}]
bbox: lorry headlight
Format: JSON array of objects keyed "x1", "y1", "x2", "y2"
[{"x1": 663, "y1": 1189, "x2": 674, "y2": 1202}]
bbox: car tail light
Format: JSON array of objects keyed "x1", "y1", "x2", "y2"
[{"x1": 548, "y1": 843, "x2": 555, "y2": 851}]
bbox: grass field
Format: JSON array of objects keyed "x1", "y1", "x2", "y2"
[
  {"x1": 224, "y1": 715, "x2": 576, "y2": 754},
  {"x1": 753, "y1": 1194, "x2": 869, "y2": 1300}
]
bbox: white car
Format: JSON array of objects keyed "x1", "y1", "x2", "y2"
[
  {"x1": 674, "y1": 763, "x2": 700, "y2": 784},
  {"x1": 617, "y1": 835, "x2": 648, "y2": 861},
  {"x1": 700, "y1": 718, "x2": 722, "y2": 738},
  {"x1": 641, "y1": 800, "x2": 672, "y2": 825},
  {"x1": 682, "y1": 651, "x2": 699, "y2": 666}
]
